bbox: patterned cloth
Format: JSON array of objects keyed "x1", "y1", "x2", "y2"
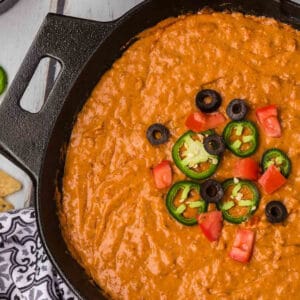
[{"x1": 0, "y1": 208, "x2": 77, "y2": 300}]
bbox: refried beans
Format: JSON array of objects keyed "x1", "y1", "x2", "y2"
[{"x1": 61, "y1": 12, "x2": 300, "y2": 299}]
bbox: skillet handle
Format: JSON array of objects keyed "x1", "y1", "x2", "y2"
[
  {"x1": 0, "y1": 13, "x2": 116, "y2": 178},
  {"x1": 280, "y1": 0, "x2": 300, "y2": 22}
]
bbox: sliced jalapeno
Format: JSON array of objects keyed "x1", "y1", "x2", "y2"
[
  {"x1": 166, "y1": 181, "x2": 208, "y2": 226},
  {"x1": 262, "y1": 148, "x2": 291, "y2": 178},
  {"x1": 0, "y1": 66, "x2": 7, "y2": 95},
  {"x1": 172, "y1": 130, "x2": 220, "y2": 180},
  {"x1": 217, "y1": 178, "x2": 260, "y2": 224},
  {"x1": 223, "y1": 120, "x2": 259, "y2": 157}
]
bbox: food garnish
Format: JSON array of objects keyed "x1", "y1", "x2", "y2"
[
  {"x1": 223, "y1": 120, "x2": 259, "y2": 157},
  {"x1": 197, "y1": 211, "x2": 223, "y2": 242},
  {"x1": 152, "y1": 160, "x2": 172, "y2": 189},
  {"x1": 172, "y1": 130, "x2": 220, "y2": 180},
  {"x1": 261, "y1": 148, "x2": 291, "y2": 178},
  {"x1": 265, "y1": 200, "x2": 288, "y2": 223},
  {"x1": 195, "y1": 89, "x2": 222, "y2": 113},
  {"x1": 217, "y1": 178, "x2": 260, "y2": 224},
  {"x1": 166, "y1": 181, "x2": 207, "y2": 226},
  {"x1": 200, "y1": 179, "x2": 224, "y2": 204},
  {"x1": 147, "y1": 123, "x2": 170, "y2": 145},
  {"x1": 229, "y1": 229, "x2": 255, "y2": 263},
  {"x1": 258, "y1": 164, "x2": 287, "y2": 194},
  {"x1": 148, "y1": 89, "x2": 291, "y2": 263},
  {"x1": 185, "y1": 111, "x2": 207, "y2": 132},
  {"x1": 226, "y1": 99, "x2": 248, "y2": 121},
  {"x1": 0, "y1": 66, "x2": 7, "y2": 95},
  {"x1": 185, "y1": 111, "x2": 226, "y2": 132},
  {"x1": 203, "y1": 134, "x2": 225, "y2": 156},
  {"x1": 256, "y1": 105, "x2": 281, "y2": 138},
  {"x1": 233, "y1": 158, "x2": 260, "y2": 181}
]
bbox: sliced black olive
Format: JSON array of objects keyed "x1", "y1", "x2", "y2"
[
  {"x1": 203, "y1": 134, "x2": 225, "y2": 156},
  {"x1": 226, "y1": 99, "x2": 248, "y2": 121},
  {"x1": 265, "y1": 201, "x2": 288, "y2": 223},
  {"x1": 200, "y1": 179, "x2": 224, "y2": 204},
  {"x1": 196, "y1": 89, "x2": 222, "y2": 113},
  {"x1": 146, "y1": 123, "x2": 170, "y2": 145}
]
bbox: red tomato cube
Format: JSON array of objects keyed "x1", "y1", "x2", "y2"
[
  {"x1": 256, "y1": 105, "x2": 281, "y2": 138},
  {"x1": 206, "y1": 112, "x2": 226, "y2": 129},
  {"x1": 233, "y1": 158, "x2": 260, "y2": 181},
  {"x1": 229, "y1": 229, "x2": 255, "y2": 263},
  {"x1": 256, "y1": 105, "x2": 278, "y2": 120},
  {"x1": 185, "y1": 112, "x2": 207, "y2": 132},
  {"x1": 185, "y1": 112, "x2": 226, "y2": 132},
  {"x1": 197, "y1": 211, "x2": 223, "y2": 242},
  {"x1": 152, "y1": 160, "x2": 172, "y2": 189},
  {"x1": 258, "y1": 165, "x2": 287, "y2": 194}
]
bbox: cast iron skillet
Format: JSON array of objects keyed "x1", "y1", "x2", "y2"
[{"x1": 0, "y1": 0, "x2": 300, "y2": 298}]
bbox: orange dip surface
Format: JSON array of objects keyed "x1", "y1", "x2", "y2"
[{"x1": 61, "y1": 12, "x2": 300, "y2": 299}]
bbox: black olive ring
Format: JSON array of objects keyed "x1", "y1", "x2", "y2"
[
  {"x1": 226, "y1": 99, "x2": 248, "y2": 121},
  {"x1": 146, "y1": 123, "x2": 170, "y2": 146},
  {"x1": 265, "y1": 201, "x2": 288, "y2": 223},
  {"x1": 196, "y1": 89, "x2": 222, "y2": 113},
  {"x1": 200, "y1": 179, "x2": 224, "y2": 204},
  {"x1": 204, "y1": 134, "x2": 226, "y2": 156}
]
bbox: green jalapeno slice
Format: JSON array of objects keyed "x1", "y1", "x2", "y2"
[
  {"x1": 262, "y1": 148, "x2": 291, "y2": 178},
  {"x1": 223, "y1": 120, "x2": 259, "y2": 157},
  {"x1": 166, "y1": 181, "x2": 208, "y2": 226},
  {"x1": 172, "y1": 130, "x2": 220, "y2": 180},
  {"x1": 0, "y1": 66, "x2": 8, "y2": 95},
  {"x1": 217, "y1": 178, "x2": 260, "y2": 224}
]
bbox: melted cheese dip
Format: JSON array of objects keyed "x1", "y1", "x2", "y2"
[{"x1": 62, "y1": 12, "x2": 300, "y2": 299}]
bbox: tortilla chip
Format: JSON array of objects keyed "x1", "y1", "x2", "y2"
[
  {"x1": 0, "y1": 170, "x2": 22, "y2": 197},
  {"x1": 0, "y1": 197, "x2": 14, "y2": 212}
]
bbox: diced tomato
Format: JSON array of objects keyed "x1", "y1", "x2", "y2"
[
  {"x1": 258, "y1": 164, "x2": 287, "y2": 194},
  {"x1": 256, "y1": 105, "x2": 281, "y2": 138},
  {"x1": 206, "y1": 112, "x2": 226, "y2": 129},
  {"x1": 262, "y1": 116, "x2": 282, "y2": 138},
  {"x1": 185, "y1": 111, "x2": 226, "y2": 132},
  {"x1": 256, "y1": 105, "x2": 278, "y2": 119},
  {"x1": 185, "y1": 112, "x2": 207, "y2": 132},
  {"x1": 233, "y1": 158, "x2": 260, "y2": 181},
  {"x1": 229, "y1": 229, "x2": 255, "y2": 263},
  {"x1": 197, "y1": 211, "x2": 223, "y2": 242},
  {"x1": 152, "y1": 160, "x2": 172, "y2": 189}
]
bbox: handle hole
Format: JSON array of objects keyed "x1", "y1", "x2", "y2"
[{"x1": 20, "y1": 57, "x2": 61, "y2": 113}]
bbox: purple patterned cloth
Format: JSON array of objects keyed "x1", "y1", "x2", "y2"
[{"x1": 0, "y1": 208, "x2": 77, "y2": 300}]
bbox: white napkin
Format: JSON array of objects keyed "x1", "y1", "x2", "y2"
[{"x1": 0, "y1": 208, "x2": 77, "y2": 300}]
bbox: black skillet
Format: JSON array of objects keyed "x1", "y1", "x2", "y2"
[{"x1": 0, "y1": 0, "x2": 300, "y2": 298}]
